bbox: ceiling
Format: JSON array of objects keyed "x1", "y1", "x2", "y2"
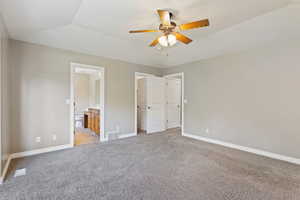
[{"x1": 1, "y1": 0, "x2": 300, "y2": 68}]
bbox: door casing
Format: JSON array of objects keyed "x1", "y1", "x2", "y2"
[
  {"x1": 164, "y1": 72, "x2": 184, "y2": 135},
  {"x1": 70, "y1": 63, "x2": 106, "y2": 145}
]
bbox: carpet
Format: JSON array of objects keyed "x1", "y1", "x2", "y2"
[{"x1": 1, "y1": 129, "x2": 300, "y2": 200}]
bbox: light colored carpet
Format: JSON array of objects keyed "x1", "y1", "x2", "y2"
[{"x1": 1, "y1": 129, "x2": 300, "y2": 200}]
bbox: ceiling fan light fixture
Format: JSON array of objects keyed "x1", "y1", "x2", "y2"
[
  {"x1": 158, "y1": 34, "x2": 177, "y2": 47},
  {"x1": 129, "y1": 10, "x2": 209, "y2": 47},
  {"x1": 158, "y1": 35, "x2": 168, "y2": 47},
  {"x1": 168, "y1": 34, "x2": 177, "y2": 46}
]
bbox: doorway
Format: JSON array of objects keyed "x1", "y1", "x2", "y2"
[
  {"x1": 70, "y1": 63, "x2": 105, "y2": 146},
  {"x1": 164, "y1": 73, "x2": 184, "y2": 135},
  {"x1": 135, "y1": 72, "x2": 167, "y2": 135},
  {"x1": 136, "y1": 76, "x2": 147, "y2": 135},
  {"x1": 135, "y1": 72, "x2": 184, "y2": 136}
]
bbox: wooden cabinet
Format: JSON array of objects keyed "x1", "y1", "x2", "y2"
[{"x1": 84, "y1": 109, "x2": 100, "y2": 135}]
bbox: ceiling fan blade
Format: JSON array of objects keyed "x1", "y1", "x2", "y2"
[
  {"x1": 173, "y1": 32, "x2": 192, "y2": 44},
  {"x1": 149, "y1": 38, "x2": 159, "y2": 47},
  {"x1": 157, "y1": 10, "x2": 171, "y2": 26},
  {"x1": 179, "y1": 19, "x2": 209, "y2": 31},
  {"x1": 129, "y1": 30, "x2": 158, "y2": 33}
]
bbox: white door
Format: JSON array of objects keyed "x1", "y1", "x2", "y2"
[
  {"x1": 166, "y1": 78, "x2": 181, "y2": 129},
  {"x1": 146, "y1": 77, "x2": 166, "y2": 133},
  {"x1": 137, "y1": 78, "x2": 147, "y2": 131}
]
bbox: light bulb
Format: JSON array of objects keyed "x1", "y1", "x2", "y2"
[
  {"x1": 158, "y1": 35, "x2": 168, "y2": 47},
  {"x1": 158, "y1": 34, "x2": 177, "y2": 47},
  {"x1": 168, "y1": 34, "x2": 176, "y2": 46}
]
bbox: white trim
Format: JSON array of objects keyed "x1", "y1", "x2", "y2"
[
  {"x1": 118, "y1": 132, "x2": 137, "y2": 139},
  {"x1": 134, "y1": 72, "x2": 156, "y2": 135},
  {"x1": 0, "y1": 23, "x2": 9, "y2": 184},
  {"x1": 0, "y1": 144, "x2": 72, "y2": 184},
  {"x1": 70, "y1": 63, "x2": 105, "y2": 144},
  {"x1": 164, "y1": 72, "x2": 185, "y2": 135},
  {"x1": 0, "y1": 37, "x2": 2, "y2": 184},
  {"x1": 183, "y1": 133, "x2": 300, "y2": 165},
  {"x1": 0, "y1": 155, "x2": 12, "y2": 184},
  {"x1": 10, "y1": 144, "x2": 73, "y2": 159},
  {"x1": 70, "y1": 64, "x2": 75, "y2": 146}
]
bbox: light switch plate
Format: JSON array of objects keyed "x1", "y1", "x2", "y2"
[{"x1": 65, "y1": 99, "x2": 70, "y2": 105}]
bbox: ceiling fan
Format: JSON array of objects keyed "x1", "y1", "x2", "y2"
[{"x1": 129, "y1": 10, "x2": 209, "y2": 47}]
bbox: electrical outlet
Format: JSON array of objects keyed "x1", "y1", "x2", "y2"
[
  {"x1": 35, "y1": 137, "x2": 41, "y2": 143},
  {"x1": 52, "y1": 134, "x2": 57, "y2": 141}
]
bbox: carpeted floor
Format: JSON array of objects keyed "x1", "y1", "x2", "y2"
[{"x1": 1, "y1": 129, "x2": 300, "y2": 200}]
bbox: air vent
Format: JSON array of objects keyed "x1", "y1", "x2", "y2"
[{"x1": 14, "y1": 168, "x2": 26, "y2": 177}]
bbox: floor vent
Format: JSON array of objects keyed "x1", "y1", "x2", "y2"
[{"x1": 14, "y1": 168, "x2": 26, "y2": 177}]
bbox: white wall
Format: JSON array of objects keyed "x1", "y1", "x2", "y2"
[{"x1": 163, "y1": 38, "x2": 300, "y2": 159}]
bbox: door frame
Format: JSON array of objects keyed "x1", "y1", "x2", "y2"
[
  {"x1": 164, "y1": 72, "x2": 184, "y2": 135},
  {"x1": 134, "y1": 72, "x2": 156, "y2": 135},
  {"x1": 70, "y1": 62, "x2": 106, "y2": 146}
]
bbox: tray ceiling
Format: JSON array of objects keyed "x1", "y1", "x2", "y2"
[{"x1": 1, "y1": 0, "x2": 299, "y2": 67}]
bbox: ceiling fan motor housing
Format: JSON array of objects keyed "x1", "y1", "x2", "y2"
[{"x1": 159, "y1": 21, "x2": 177, "y2": 34}]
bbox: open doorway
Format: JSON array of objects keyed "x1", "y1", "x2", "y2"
[
  {"x1": 70, "y1": 63, "x2": 105, "y2": 146},
  {"x1": 164, "y1": 73, "x2": 184, "y2": 135},
  {"x1": 135, "y1": 72, "x2": 155, "y2": 135},
  {"x1": 136, "y1": 76, "x2": 147, "y2": 135},
  {"x1": 135, "y1": 72, "x2": 167, "y2": 135}
]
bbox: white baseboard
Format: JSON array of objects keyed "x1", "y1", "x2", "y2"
[
  {"x1": 11, "y1": 144, "x2": 73, "y2": 159},
  {"x1": 0, "y1": 144, "x2": 73, "y2": 184},
  {"x1": 118, "y1": 132, "x2": 137, "y2": 139},
  {"x1": 0, "y1": 155, "x2": 12, "y2": 184},
  {"x1": 183, "y1": 133, "x2": 300, "y2": 165},
  {"x1": 101, "y1": 138, "x2": 109, "y2": 142}
]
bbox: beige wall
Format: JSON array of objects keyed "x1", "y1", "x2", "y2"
[
  {"x1": 74, "y1": 73, "x2": 100, "y2": 112},
  {"x1": 7, "y1": 36, "x2": 300, "y2": 160},
  {"x1": 9, "y1": 40, "x2": 161, "y2": 153},
  {"x1": 95, "y1": 79, "x2": 100, "y2": 105},
  {"x1": 163, "y1": 38, "x2": 300, "y2": 159},
  {"x1": 0, "y1": 14, "x2": 9, "y2": 175},
  {"x1": 89, "y1": 74, "x2": 101, "y2": 107},
  {"x1": 74, "y1": 73, "x2": 90, "y2": 112}
]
